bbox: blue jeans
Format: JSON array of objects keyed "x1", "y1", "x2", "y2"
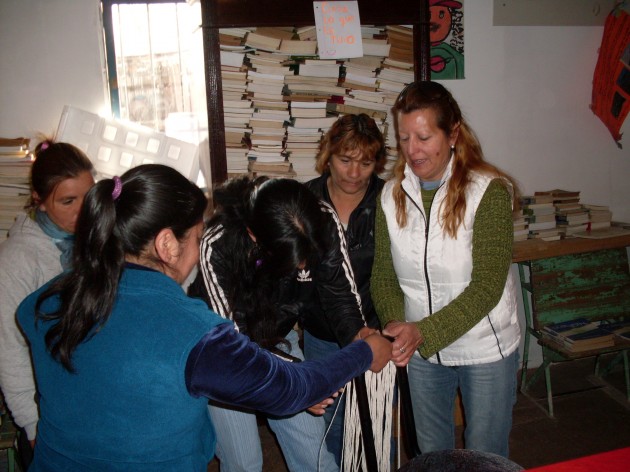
[
  {"x1": 407, "y1": 350, "x2": 519, "y2": 458},
  {"x1": 302, "y1": 330, "x2": 345, "y2": 467},
  {"x1": 209, "y1": 329, "x2": 338, "y2": 472}
]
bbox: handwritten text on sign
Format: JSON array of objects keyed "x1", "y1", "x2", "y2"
[{"x1": 313, "y1": 1, "x2": 363, "y2": 59}]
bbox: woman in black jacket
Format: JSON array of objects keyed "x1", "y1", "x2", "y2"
[
  {"x1": 304, "y1": 113, "x2": 387, "y2": 464},
  {"x1": 188, "y1": 176, "x2": 374, "y2": 472}
]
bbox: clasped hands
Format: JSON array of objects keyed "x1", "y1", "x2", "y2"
[
  {"x1": 307, "y1": 326, "x2": 390, "y2": 415},
  {"x1": 307, "y1": 323, "x2": 422, "y2": 415}
]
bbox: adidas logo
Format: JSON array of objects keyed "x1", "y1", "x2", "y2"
[{"x1": 297, "y1": 269, "x2": 312, "y2": 282}]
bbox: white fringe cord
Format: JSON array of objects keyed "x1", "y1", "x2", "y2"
[{"x1": 341, "y1": 361, "x2": 397, "y2": 472}]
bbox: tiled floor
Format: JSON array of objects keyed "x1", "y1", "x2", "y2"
[{"x1": 2, "y1": 354, "x2": 628, "y2": 471}]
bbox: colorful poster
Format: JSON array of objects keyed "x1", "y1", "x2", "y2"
[
  {"x1": 590, "y1": 4, "x2": 630, "y2": 148},
  {"x1": 430, "y1": 0, "x2": 465, "y2": 80}
]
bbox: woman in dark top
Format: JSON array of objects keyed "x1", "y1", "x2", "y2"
[
  {"x1": 188, "y1": 176, "x2": 378, "y2": 471},
  {"x1": 304, "y1": 113, "x2": 387, "y2": 464}
]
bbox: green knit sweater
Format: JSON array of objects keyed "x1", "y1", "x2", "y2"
[{"x1": 371, "y1": 179, "x2": 514, "y2": 358}]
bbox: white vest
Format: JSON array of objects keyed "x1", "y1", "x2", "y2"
[{"x1": 380, "y1": 163, "x2": 520, "y2": 365}]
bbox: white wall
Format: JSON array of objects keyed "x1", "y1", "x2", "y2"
[
  {"x1": 0, "y1": 0, "x2": 107, "y2": 139},
  {"x1": 446, "y1": 3, "x2": 629, "y2": 218},
  {"x1": 1, "y1": 0, "x2": 629, "y2": 366}
]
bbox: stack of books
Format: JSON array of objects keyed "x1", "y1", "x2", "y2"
[
  {"x1": 285, "y1": 59, "x2": 345, "y2": 98},
  {"x1": 284, "y1": 126, "x2": 324, "y2": 182},
  {"x1": 247, "y1": 70, "x2": 286, "y2": 103},
  {"x1": 583, "y1": 204, "x2": 613, "y2": 230},
  {"x1": 220, "y1": 46, "x2": 250, "y2": 177},
  {"x1": 520, "y1": 196, "x2": 560, "y2": 240},
  {"x1": 0, "y1": 138, "x2": 32, "y2": 240},
  {"x1": 246, "y1": 50, "x2": 292, "y2": 78},
  {"x1": 542, "y1": 318, "x2": 616, "y2": 353},
  {"x1": 383, "y1": 25, "x2": 414, "y2": 71},
  {"x1": 513, "y1": 213, "x2": 529, "y2": 242},
  {"x1": 284, "y1": 101, "x2": 327, "y2": 176},
  {"x1": 219, "y1": 28, "x2": 249, "y2": 47},
  {"x1": 220, "y1": 50, "x2": 248, "y2": 100},
  {"x1": 534, "y1": 189, "x2": 589, "y2": 237},
  {"x1": 215, "y1": 24, "x2": 418, "y2": 181}
]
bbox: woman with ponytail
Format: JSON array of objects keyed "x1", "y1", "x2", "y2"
[
  {"x1": 17, "y1": 164, "x2": 391, "y2": 471},
  {"x1": 0, "y1": 139, "x2": 94, "y2": 466}
]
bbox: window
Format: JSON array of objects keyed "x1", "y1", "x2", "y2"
[
  {"x1": 102, "y1": 0, "x2": 206, "y2": 137},
  {"x1": 101, "y1": 0, "x2": 209, "y2": 185}
]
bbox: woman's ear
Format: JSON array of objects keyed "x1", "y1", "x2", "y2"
[
  {"x1": 450, "y1": 123, "x2": 461, "y2": 148},
  {"x1": 32, "y1": 191, "x2": 44, "y2": 211},
  {"x1": 155, "y1": 228, "x2": 178, "y2": 263}
]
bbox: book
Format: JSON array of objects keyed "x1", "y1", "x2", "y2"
[
  {"x1": 536, "y1": 189, "x2": 581, "y2": 204},
  {"x1": 527, "y1": 220, "x2": 557, "y2": 232},
  {"x1": 362, "y1": 38, "x2": 391, "y2": 57},
  {"x1": 220, "y1": 50, "x2": 246, "y2": 68},
  {"x1": 244, "y1": 32, "x2": 282, "y2": 52},
  {"x1": 248, "y1": 118, "x2": 286, "y2": 129},
  {"x1": 254, "y1": 27, "x2": 295, "y2": 40},
  {"x1": 297, "y1": 63, "x2": 340, "y2": 79},
  {"x1": 573, "y1": 226, "x2": 630, "y2": 239},
  {"x1": 325, "y1": 102, "x2": 388, "y2": 121},
  {"x1": 526, "y1": 213, "x2": 556, "y2": 224},
  {"x1": 542, "y1": 318, "x2": 615, "y2": 352},
  {"x1": 528, "y1": 228, "x2": 561, "y2": 239},
  {"x1": 279, "y1": 39, "x2": 317, "y2": 55},
  {"x1": 296, "y1": 26, "x2": 317, "y2": 41},
  {"x1": 246, "y1": 82, "x2": 285, "y2": 95},
  {"x1": 291, "y1": 116, "x2": 338, "y2": 130},
  {"x1": 248, "y1": 160, "x2": 292, "y2": 173},
  {"x1": 290, "y1": 107, "x2": 327, "y2": 118},
  {"x1": 344, "y1": 71, "x2": 379, "y2": 86},
  {"x1": 285, "y1": 83, "x2": 346, "y2": 97},
  {"x1": 599, "y1": 319, "x2": 630, "y2": 342}
]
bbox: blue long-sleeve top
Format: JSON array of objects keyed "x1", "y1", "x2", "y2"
[{"x1": 18, "y1": 266, "x2": 372, "y2": 471}]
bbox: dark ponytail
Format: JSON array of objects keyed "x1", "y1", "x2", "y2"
[{"x1": 36, "y1": 164, "x2": 207, "y2": 371}]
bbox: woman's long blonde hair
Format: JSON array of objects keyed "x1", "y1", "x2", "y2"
[{"x1": 391, "y1": 81, "x2": 518, "y2": 238}]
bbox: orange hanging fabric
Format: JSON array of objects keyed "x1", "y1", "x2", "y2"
[{"x1": 590, "y1": 4, "x2": 630, "y2": 148}]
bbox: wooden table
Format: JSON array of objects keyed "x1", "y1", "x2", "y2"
[
  {"x1": 514, "y1": 231, "x2": 630, "y2": 417},
  {"x1": 512, "y1": 233, "x2": 630, "y2": 263}
]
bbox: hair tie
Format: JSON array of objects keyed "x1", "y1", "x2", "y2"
[
  {"x1": 112, "y1": 176, "x2": 122, "y2": 200},
  {"x1": 40, "y1": 141, "x2": 50, "y2": 151},
  {"x1": 255, "y1": 259, "x2": 263, "y2": 268}
]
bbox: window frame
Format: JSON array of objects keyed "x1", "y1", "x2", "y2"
[{"x1": 101, "y1": 0, "x2": 189, "y2": 124}]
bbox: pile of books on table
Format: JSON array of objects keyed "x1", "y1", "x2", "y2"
[
  {"x1": 541, "y1": 318, "x2": 616, "y2": 353},
  {"x1": 518, "y1": 195, "x2": 560, "y2": 241}
]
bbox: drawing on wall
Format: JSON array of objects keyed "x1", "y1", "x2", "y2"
[
  {"x1": 591, "y1": 3, "x2": 630, "y2": 148},
  {"x1": 429, "y1": 0, "x2": 464, "y2": 80}
]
